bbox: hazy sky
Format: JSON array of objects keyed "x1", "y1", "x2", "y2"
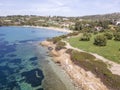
[{"x1": 0, "y1": 0, "x2": 120, "y2": 16}]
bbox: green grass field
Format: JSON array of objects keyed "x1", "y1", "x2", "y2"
[{"x1": 67, "y1": 34, "x2": 120, "y2": 63}]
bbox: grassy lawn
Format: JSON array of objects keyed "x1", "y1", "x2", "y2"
[{"x1": 67, "y1": 34, "x2": 120, "y2": 63}]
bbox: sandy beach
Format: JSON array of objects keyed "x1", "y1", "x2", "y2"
[{"x1": 23, "y1": 25, "x2": 73, "y2": 33}]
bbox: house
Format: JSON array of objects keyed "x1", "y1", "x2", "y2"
[
  {"x1": 116, "y1": 21, "x2": 120, "y2": 25},
  {"x1": 112, "y1": 19, "x2": 120, "y2": 25}
]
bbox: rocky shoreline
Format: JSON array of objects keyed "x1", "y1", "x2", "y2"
[
  {"x1": 36, "y1": 43, "x2": 80, "y2": 90},
  {"x1": 41, "y1": 40, "x2": 108, "y2": 90}
]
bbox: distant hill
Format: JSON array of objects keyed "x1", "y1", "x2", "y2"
[{"x1": 79, "y1": 12, "x2": 120, "y2": 20}]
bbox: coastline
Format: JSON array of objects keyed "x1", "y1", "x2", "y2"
[
  {"x1": 34, "y1": 27, "x2": 107, "y2": 90},
  {"x1": 40, "y1": 40, "x2": 109, "y2": 90},
  {"x1": 33, "y1": 24, "x2": 77, "y2": 90},
  {"x1": 36, "y1": 45, "x2": 79, "y2": 90},
  {"x1": 22, "y1": 25, "x2": 73, "y2": 33}
]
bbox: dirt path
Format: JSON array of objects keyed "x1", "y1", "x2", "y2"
[{"x1": 63, "y1": 40, "x2": 120, "y2": 76}]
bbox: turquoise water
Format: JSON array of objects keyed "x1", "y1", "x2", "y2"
[{"x1": 0, "y1": 26, "x2": 66, "y2": 90}]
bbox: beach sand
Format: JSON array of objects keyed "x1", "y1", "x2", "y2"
[{"x1": 23, "y1": 25, "x2": 73, "y2": 33}]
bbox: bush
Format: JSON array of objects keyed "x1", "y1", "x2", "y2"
[
  {"x1": 67, "y1": 32, "x2": 79, "y2": 36},
  {"x1": 51, "y1": 37, "x2": 61, "y2": 44},
  {"x1": 66, "y1": 49, "x2": 73, "y2": 54},
  {"x1": 94, "y1": 34, "x2": 107, "y2": 46},
  {"x1": 70, "y1": 50, "x2": 96, "y2": 61},
  {"x1": 55, "y1": 41, "x2": 66, "y2": 51},
  {"x1": 115, "y1": 26, "x2": 120, "y2": 32},
  {"x1": 80, "y1": 33, "x2": 91, "y2": 41},
  {"x1": 104, "y1": 32, "x2": 113, "y2": 40},
  {"x1": 59, "y1": 35, "x2": 67, "y2": 38},
  {"x1": 56, "y1": 41, "x2": 66, "y2": 46},
  {"x1": 80, "y1": 36, "x2": 90, "y2": 41},
  {"x1": 93, "y1": 31, "x2": 98, "y2": 35},
  {"x1": 114, "y1": 32, "x2": 120, "y2": 41}
]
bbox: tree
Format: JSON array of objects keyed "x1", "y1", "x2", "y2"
[
  {"x1": 96, "y1": 20, "x2": 110, "y2": 29},
  {"x1": 80, "y1": 33, "x2": 91, "y2": 41},
  {"x1": 94, "y1": 35, "x2": 107, "y2": 46},
  {"x1": 104, "y1": 32, "x2": 113, "y2": 40},
  {"x1": 114, "y1": 32, "x2": 120, "y2": 41},
  {"x1": 74, "y1": 22, "x2": 83, "y2": 31},
  {"x1": 115, "y1": 26, "x2": 120, "y2": 32}
]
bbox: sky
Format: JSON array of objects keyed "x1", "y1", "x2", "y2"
[{"x1": 0, "y1": 0, "x2": 120, "y2": 16}]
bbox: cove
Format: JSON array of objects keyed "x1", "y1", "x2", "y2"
[{"x1": 0, "y1": 26, "x2": 67, "y2": 90}]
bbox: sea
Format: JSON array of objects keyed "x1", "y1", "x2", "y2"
[{"x1": 0, "y1": 26, "x2": 67, "y2": 90}]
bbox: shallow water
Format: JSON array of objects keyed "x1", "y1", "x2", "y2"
[{"x1": 0, "y1": 26, "x2": 66, "y2": 90}]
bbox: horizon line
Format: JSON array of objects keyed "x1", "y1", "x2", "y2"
[{"x1": 0, "y1": 12, "x2": 120, "y2": 17}]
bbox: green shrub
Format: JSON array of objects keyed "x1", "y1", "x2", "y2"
[
  {"x1": 68, "y1": 50, "x2": 96, "y2": 61},
  {"x1": 80, "y1": 33, "x2": 91, "y2": 41},
  {"x1": 51, "y1": 37, "x2": 62, "y2": 44},
  {"x1": 114, "y1": 32, "x2": 120, "y2": 41},
  {"x1": 66, "y1": 49, "x2": 73, "y2": 54},
  {"x1": 56, "y1": 41, "x2": 66, "y2": 46},
  {"x1": 59, "y1": 35, "x2": 67, "y2": 38},
  {"x1": 67, "y1": 32, "x2": 79, "y2": 36},
  {"x1": 83, "y1": 33, "x2": 92, "y2": 37},
  {"x1": 80, "y1": 36, "x2": 90, "y2": 41},
  {"x1": 55, "y1": 41, "x2": 66, "y2": 51},
  {"x1": 94, "y1": 34, "x2": 107, "y2": 46},
  {"x1": 93, "y1": 31, "x2": 98, "y2": 35},
  {"x1": 104, "y1": 32, "x2": 113, "y2": 40},
  {"x1": 115, "y1": 26, "x2": 120, "y2": 32}
]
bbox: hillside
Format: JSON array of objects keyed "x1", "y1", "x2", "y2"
[{"x1": 79, "y1": 12, "x2": 120, "y2": 20}]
